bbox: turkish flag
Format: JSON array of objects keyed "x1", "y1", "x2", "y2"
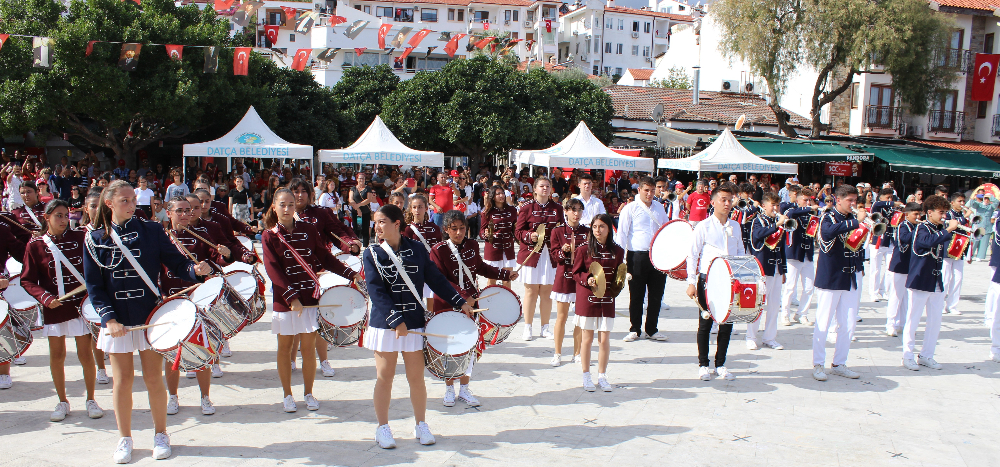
[
  {"x1": 265, "y1": 25, "x2": 280, "y2": 44},
  {"x1": 233, "y1": 47, "x2": 251, "y2": 76},
  {"x1": 85, "y1": 40, "x2": 97, "y2": 56},
  {"x1": 408, "y1": 29, "x2": 432, "y2": 47},
  {"x1": 444, "y1": 33, "x2": 466, "y2": 57},
  {"x1": 280, "y1": 6, "x2": 297, "y2": 25},
  {"x1": 483, "y1": 20, "x2": 490, "y2": 30},
  {"x1": 398, "y1": 47, "x2": 415, "y2": 62},
  {"x1": 330, "y1": 15, "x2": 348, "y2": 26},
  {"x1": 291, "y1": 48, "x2": 312, "y2": 71},
  {"x1": 355, "y1": 47, "x2": 366, "y2": 56},
  {"x1": 737, "y1": 282, "x2": 757, "y2": 309},
  {"x1": 475, "y1": 37, "x2": 495, "y2": 49},
  {"x1": 0, "y1": 34, "x2": 9, "y2": 52},
  {"x1": 214, "y1": 0, "x2": 234, "y2": 11},
  {"x1": 545, "y1": 19, "x2": 552, "y2": 33},
  {"x1": 971, "y1": 53, "x2": 1000, "y2": 101},
  {"x1": 378, "y1": 24, "x2": 392, "y2": 49},
  {"x1": 165, "y1": 45, "x2": 183, "y2": 61}
]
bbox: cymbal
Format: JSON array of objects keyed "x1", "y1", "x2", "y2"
[
  {"x1": 614, "y1": 263, "x2": 627, "y2": 288},
  {"x1": 590, "y1": 261, "x2": 606, "y2": 298},
  {"x1": 533, "y1": 224, "x2": 546, "y2": 252}
]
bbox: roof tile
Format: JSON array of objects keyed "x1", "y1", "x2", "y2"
[
  {"x1": 913, "y1": 140, "x2": 1000, "y2": 160},
  {"x1": 604, "y1": 85, "x2": 811, "y2": 128},
  {"x1": 626, "y1": 68, "x2": 655, "y2": 81},
  {"x1": 933, "y1": 0, "x2": 995, "y2": 11},
  {"x1": 603, "y1": 6, "x2": 694, "y2": 22}
]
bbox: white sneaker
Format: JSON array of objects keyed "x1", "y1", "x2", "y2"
[
  {"x1": 211, "y1": 363, "x2": 223, "y2": 378},
  {"x1": 0, "y1": 374, "x2": 11, "y2": 389},
  {"x1": 646, "y1": 331, "x2": 668, "y2": 341},
  {"x1": 185, "y1": 371, "x2": 196, "y2": 379},
  {"x1": 458, "y1": 385, "x2": 481, "y2": 406},
  {"x1": 13, "y1": 356, "x2": 25, "y2": 365},
  {"x1": 716, "y1": 366, "x2": 735, "y2": 381},
  {"x1": 282, "y1": 395, "x2": 296, "y2": 413},
  {"x1": 414, "y1": 421, "x2": 436, "y2": 445},
  {"x1": 166, "y1": 395, "x2": 179, "y2": 415},
  {"x1": 661, "y1": 303, "x2": 671, "y2": 310},
  {"x1": 96, "y1": 369, "x2": 110, "y2": 384},
  {"x1": 886, "y1": 329, "x2": 898, "y2": 337},
  {"x1": 991, "y1": 353, "x2": 1000, "y2": 363},
  {"x1": 375, "y1": 424, "x2": 396, "y2": 449},
  {"x1": 812, "y1": 365, "x2": 828, "y2": 381},
  {"x1": 950, "y1": 309, "x2": 962, "y2": 316},
  {"x1": 522, "y1": 324, "x2": 534, "y2": 341},
  {"x1": 622, "y1": 332, "x2": 640, "y2": 342},
  {"x1": 699, "y1": 366, "x2": 712, "y2": 381},
  {"x1": 780, "y1": 315, "x2": 791, "y2": 326},
  {"x1": 551, "y1": 353, "x2": 562, "y2": 367},
  {"x1": 763, "y1": 340, "x2": 784, "y2": 350},
  {"x1": 918, "y1": 356, "x2": 942, "y2": 370},
  {"x1": 710, "y1": 322, "x2": 719, "y2": 334},
  {"x1": 50, "y1": 401, "x2": 70, "y2": 422},
  {"x1": 830, "y1": 365, "x2": 860, "y2": 379},
  {"x1": 201, "y1": 396, "x2": 215, "y2": 415},
  {"x1": 219, "y1": 341, "x2": 232, "y2": 358},
  {"x1": 540, "y1": 324, "x2": 553, "y2": 339},
  {"x1": 902, "y1": 358, "x2": 919, "y2": 371},
  {"x1": 799, "y1": 315, "x2": 813, "y2": 326},
  {"x1": 571, "y1": 354, "x2": 580, "y2": 364},
  {"x1": 113, "y1": 437, "x2": 133, "y2": 464},
  {"x1": 87, "y1": 399, "x2": 104, "y2": 419},
  {"x1": 746, "y1": 340, "x2": 759, "y2": 350},
  {"x1": 320, "y1": 360, "x2": 336, "y2": 377},
  {"x1": 305, "y1": 393, "x2": 320, "y2": 411},
  {"x1": 597, "y1": 375, "x2": 613, "y2": 392},
  {"x1": 583, "y1": 372, "x2": 596, "y2": 391},
  {"x1": 443, "y1": 385, "x2": 456, "y2": 407},
  {"x1": 290, "y1": 359, "x2": 297, "y2": 371},
  {"x1": 152, "y1": 432, "x2": 171, "y2": 460}
]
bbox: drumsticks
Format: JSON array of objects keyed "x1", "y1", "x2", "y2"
[
  {"x1": 408, "y1": 331, "x2": 453, "y2": 340},
  {"x1": 0, "y1": 214, "x2": 36, "y2": 235},
  {"x1": 103, "y1": 321, "x2": 173, "y2": 335},
  {"x1": 474, "y1": 290, "x2": 503, "y2": 302},
  {"x1": 164, "y1": 284, "x2": 200, "y2": 301},
  {"x1": 181, "y1": 226, "x2": 222, "y2": 252},
  {"x1": 166, "y1": 228, "x2": 199, "y2": 262},
  {"x1": 56, "y1": 284, "x2": 87, "y2": 302}
]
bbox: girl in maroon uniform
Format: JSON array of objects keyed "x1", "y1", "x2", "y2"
[
  {"x1": 572, "y1": 213, "x2": 624, "y2": 392},
  {"x1": 515, "y1": 177, "x2": 563, "y2": 341},
  {"x1": 549, "y1": 198, "x2": 588, "y2": 367},
  {"x1": 402, "y1": 194, "x2": 442, "y2": 312},
  {"x1": 21, "y1": 200, "x2": 104, "y2": 421},
  {"x1": 481, "y1": 186, "x2": 517, "y2": 288}
]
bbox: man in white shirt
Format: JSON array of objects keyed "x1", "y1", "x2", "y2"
[
  {"x1": 617, "y1": 177, "x2": 670, "y2": 342},
  {"x1": 686, "y1": 184, "x2": 744, "y2": 381},
  {"x1": 574, "y1": 174, "x2": 606, "y2": 226}
]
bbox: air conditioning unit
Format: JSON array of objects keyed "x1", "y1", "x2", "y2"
[
  {"x1": 505, "y1": 20, "x2": 510, "y2": 25},
  {"x1": 573, "y1": 30, "x2": 579, "y2": 35},
  {"x1": 524, "y1": 21, "x2": 532, "y2": 27},
  {"x1": 744, "y1": 82, "x2": 755, "y2": 93},
  {"x1": 580, "y1": 54, "x2": 588, "y2": 61},
  {"x1": 721, "y1": 79, "x2": 739, "y2": 92},
  {"x1": 631, "y1": 31, "x2": 639, "y2": 38},
  {"x1": 645, "y1": 57, "x2": 653, "y2": 62},
  {"x1": 912, "y1": 125, "x2": 923, "y2": 137}
]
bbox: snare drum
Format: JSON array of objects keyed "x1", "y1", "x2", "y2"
[
  {"x1": 317, "y1": 285, "x2": 369, "y2": 347},
  {"x1": 318, "y1": 272, "x2": 349, "y2": 289},
  {"x1": 0, "y1": 301, "x2": 32, "y2": 364},
  {"x1": 236, "y1": 235, "x2": 254, "y2": 254},
  {"x1": 224, "y1": 269, "x2": 267, "y2": 323},
  {"x1": 190, "y1": 276, "x2": 252, "y2": 339},
  {"x1": 5, "y1": 257, "x2": 22, "y2": 278},
  {"x1": 704, "y1": 256, "x2": 765, "y2": 324},
  {"x1": 4, "y1": 283, "x2": 42, "y2": 331},
  {"x1": 222, "y1": 261, "x2": 254, "y2": 274},
  {"x1": 476, "y1": 285, "x2": 522, "y2": 346},
  {"x1": 423, "y1": 311, "x2": 480, "y2": 380},
  {"x1": 79, "y1": 297, "x2": 101, "y2": 341},
  {"x1": 649, "y1": 220, "x2": 694, "y2": 281},
  {"x1": 336, "y1": 253, "x2": 362, "y2": 273},
  {"x1": 146, "y1": 298, "x2": 223, "y2": 372}
]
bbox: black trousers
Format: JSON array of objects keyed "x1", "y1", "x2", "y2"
[
  {"x1": 627, "y1": 250, "x2": 667, "y2": 335},
  {"x1": 356, "y1": 209, "x2": 371, "y2": 246},
  {"x1": 697, "y1": 314, "x2": 733, "y2": 367},
  {"x1": 467, "y1": 215, "x2": 480, "y2": 240}
]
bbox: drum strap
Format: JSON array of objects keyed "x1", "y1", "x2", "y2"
[
  {"x1": 24, "y1": 206, "x2": 41, "y2": 228},
  {"x1": 409, "y1": 224, "x2": 432, "y2": 252},
  {"x1": 378, "y1": 241, "x2": 428, "y2": 312},
  {"x1": 42, "y1": 234, "x2": 84, "y2": 297},
  {"x1": 109, "y1": 228, "x2": 161, "y2": 297},
  {"x1": 272, "y1": 227, "x2": 322, "y2": 299},
  {"x1": 446, "y1": 240, "x2": 476, "y2": 291}
]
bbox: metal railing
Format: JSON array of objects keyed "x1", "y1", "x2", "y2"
[
  {"x1": 928, "y1": 110, "x2": 965, "y2": 134},
  {"x1": 992, "y1": 114, "x2": 1000, "y2": 137},
  {"x1": 864, "y1": 105, "x2": 900, "y2": 130},
  {"x1": 937, "y1": 48, "x2": 967, "y2": 71}
]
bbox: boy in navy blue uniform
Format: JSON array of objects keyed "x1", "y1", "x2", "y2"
[
  {"x1": 747, "y1": 192, "x2": 788, "y2": 350},
  {"x1": 942, "y1": 193, "x2": 970, "y2": 314},
  {"x1": 733, "y1": 183, "x2": 760, "y2": 253},
  {"x1": 811, "y1": 184, "x2": 865, "y2": 381},
  {"x1": 884, "y1": 203, "x2": 922, "y2": 337},
  {"x1": 901, "y1": 195, "x2": 958, "y2": 371},
  {"x1": 868, "y1": 189, "x2": 899, "y2": 302},
  {"x1": 781, "y1": 187, "x2": 818, "y2": 326},
  {"x1": 984, "y1": 213, "x2": 1000, "y2": 362}
]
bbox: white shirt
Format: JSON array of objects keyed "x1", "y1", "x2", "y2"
[
  {"x1": 687, "y1": 215, "x2": 746, "y2": 284},
  {"x1": 135, "y1": 187, "x2": 155, "y2": 206},
  {"x1": 574, "y1": 193, "x2": 607, "y2": 225},
  {"x1": 616, "y1": 199, "x2": 669, "y2": 252}
]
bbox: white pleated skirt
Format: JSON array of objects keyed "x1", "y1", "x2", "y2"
[
  {"x1": 574, "y1": 315, "x2": 614, "y2": 332},
  {"x1": 364, "y1": 327, "x2": 425, "y2": 352},
  {"x1": 96, "y1": 328, "x2": 152, "y2": 354},
  {"x1": 521, "y1": 247, "x2": 555, "y2": 285},
  {"x1": 271, "y1": 308, "x2": 319, "y2": 336},
  {"x1": 484, "y1": 252, "x2": 515, "y2": 270},
  {"x1": 551, "y1": 291, "x2": 576, "y2": 303},
  {"x1": 41, "y1": 317, "x2": 90, "y2": 338}
]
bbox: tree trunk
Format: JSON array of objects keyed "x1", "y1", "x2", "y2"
[
  {"x1": 765, "y1": 79, "x2": 798, "y2": 138},
  {"x1": 809, "y1": 62, "x2": 857, "y2": 138}
]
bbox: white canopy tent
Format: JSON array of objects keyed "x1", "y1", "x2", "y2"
[
  {"x1": 512, "y1": 121, "x2": 655, "y2": 173},
  {"x1": 657, "y1": 128, "x2": 798, "y2": 174},
  {"x1": 182, "y1": 106, "x2": 313, "y2": 176},
  {"x1": 318, "y1": 116, "x2": 444, "y2": 168}
]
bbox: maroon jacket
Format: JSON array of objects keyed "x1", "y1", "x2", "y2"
[
  {"x1": 0, "y1": 223, "x2": 26, "y2": 269},
  {"x1": 429, "y1": 237, "x2": 511, "y2": 311},
  {"x1": 20, "y1": 230, "x2": 86, "y2": 325},
  {"x1": 9, "y1": 203, "x2": 45, "y2": 244},
  {"x1": 210, "y1": 200, "x2": 254, "y2": 236},
  {"x1": 189, "y1": 218, "x2": 235, "y2": 265},
  {"x1": 549, "y1": 224, "x2": 589, "y2": 295},
  {"x1": 480, "y1": 205, "x2": 517, "y2": 262},
  {"x1": 262, "y1": 220, "x2": 354, "y2": 312},
  {"x1": 298, "y1": 205, "x2": 358, "y2": 251},
  {"x1": 402, "y1": 219, "x2": 442, "y2": 252},
  {"x1": 572, "y1": 241, "x2": 625, "y2": 318},
  {"x1": 206, "y1": 212, "x2": 257, "y2": 264},
  {"x1": 515, "y1": 200, "x2": 564, "y2": 268},
  {"x1": 161, "y1": 228, "x2": 227, "y2": 296}
]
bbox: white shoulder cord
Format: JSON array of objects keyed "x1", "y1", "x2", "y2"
[
  {"x1": 42, "y1": 235, "x2": 85, "y2": 297},
  {"x1": 377, "y1": 242, "x2": 428, "y2": 312},
  {"x1": 895, "y1": 221, "x2": 912, "y2": 254},
  {"x1": 24, "y1": 206, "x2": 41, "y2": 228},
  {"x1": 445, "y1": 239, "x2": 476, "y2": 290},
  {"x1": 108, "y1": 228, "x2": 160, "y2": 296},
  {"x1": 911, "y1": 222, "x2": 941, "y2": 260},
  {"x1": 749, "y1": 215, "x2": 774, "y2": 252},
  {"x1": 408, "y1": 223, "x2": 432, "y2": 252}
]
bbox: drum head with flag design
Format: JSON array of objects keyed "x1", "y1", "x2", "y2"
[{"x1": 146, "y1": 298, "x2": 198, "y2": 351}]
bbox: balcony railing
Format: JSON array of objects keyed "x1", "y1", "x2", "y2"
[
  {"x1": 928, "y1": 110, "x2": 965, "y2": 134},
  {"x1": 992, "y1": 114, "x2": 1000, "y2": 137},
  {"x1": 937, "y1": 48, "x2": 968, "y2": 72},
  {"x1": 864, "y1": 105, "x2": 900, "y2": 130}
]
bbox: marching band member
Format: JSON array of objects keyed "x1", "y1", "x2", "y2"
[
  {"x1": 942, "y1": 192, "x2": 969, "y2": 314},
  {"x1": 20, "y1": 200, "x2": 104, "y2": 421},
  {"x1": 82, "y1": 191, "x2": 111, "y2": 385},
  {"x1": 403, "y1": 194, "x2": 442, "y2": 313},
  {"x1": 161, "y1": 196, "x2": 226, "y2": 416},
  {"x1": 429, "y1": 209, "x2": 515, "y2": 407},
  {"x1": 549, "y1": 198, "x2": 588, "y2": 367},
  {"x1": 781, "y1": 188, "x2": 817, "y2": 326},
  {"x1": 515, "y1": 177, "x2": 564, "y2": 341},
  {"x1": 481, "y1": 186, "x2": 517, "y2": 288},
  {"x1": 686, "y1": 184, "x2": 744, "y2": 381},
  {"x1": 11, "y1": 181, "x2": 46, "y2": 243},
  {"x1": 261, "y1": 189, "x2": 358, "y2": 414},
  {"x1": 901, "y1": 195, "x2": 956, "y2": 371},
  {"x1": 573, "y1": 213, "x2": 624, "y2": 391},
  {"x1": 363, "y1": 204, "x2": 473, "y2": 449},
  {"x1": 985, "y1": 209, "x2": 1000, "y2": 363},
  {"x1": 617, "y1": 177, "x2": 669, "y2": 342},
  {"x1": 574, "y1": 174, "x2": 606, "y2": 226},
  {"x1": 83, "y1": 180, "x2": 212, "y2": 463},
  {"x1": 884, "y1": 203, "x2": 922, "y2": 337},
  {"x1": 733, "y1": 184, "x2": 760, "y2": 256},
  {"x1": 193, "y1": 189, "x2": 258, "y2": 264},
  {"x1": 0, "y1": 211, "x2": 29, "y2": 389},
  {"x1": 811, "y1": 184, "x2": 865, "y2": 382},
  {"x1": 868, "y1": 189, "x2": 898, "y2": 302},
  {"x1": 747, "y1": 192, "x2": 787, "y2": 351}
]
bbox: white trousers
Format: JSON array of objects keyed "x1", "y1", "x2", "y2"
[
  {"x1": 941, "y1": 257, "x2": 964, "y2": 312},
  {"x1": 868, "y1": 245, "x2": 891, "y2": 299},
  {"x1": 902, "y1": 288, "x2": 944, "y2": 360},
  {"x1": 781, "y1": 259, "x2": 815, "y2": 318},
  {"x1": 812, "y1": 273, "x2": 861, "y2": 366},
  {"x1": 985, "y1": 281, "x2": 1000, "y2": 359},
  {"x1": 885, "y1": 272, "x2": 908, "y2": 333},
  {"x1": 747, "y1": 274, "x2": 781, "y2": 343}
]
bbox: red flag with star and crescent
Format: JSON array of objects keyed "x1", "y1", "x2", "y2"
[
  {"x1": 443, "y1": 33, "x2": 467, "y2": 58},
  {"x1": 408, "y1": 29, "x2": 432, "y2": 48},
  {"x1": 355, "y1": 47, "x2": 366, "y2": 56},
  {"x1": 330, "y1": 15, "x2": 348, "y2": 26},
  {"x1": 291, "y1": 48, "x2": 312, "y2": 71},
  {"x1": 85, "y1": 40, "x2": 98, "y2": 56},
  {"x1": 265, "y1": 25, "x2": 280, "y2": 44},
  {"x1": 475, "y1": 37, "x2": 496, "y2": 49},
  {"x1": 972, "y1": 53, "x2": 1000, "y2": 101},
  {"x1": 378, "y1": 24, "x2": 392, "y2": 49},
  {"x1": 737, "y1": 282, "x2": 757, "y2": 309},
  {"x1": 280, "y1": 6, "x2": 297, "y2": 24},
  {"x1": 165, "y1": 45, "x2": 183, "y2": 61},
  {"x1": 214, "y1": 0, "x2": 234, "y2": 11},
  {"x1": 233, "y1": 47, "x2": 251, "y2": 75},
  {"x1": 0, "y1": 35, "x2": 8, "y2": 52}
]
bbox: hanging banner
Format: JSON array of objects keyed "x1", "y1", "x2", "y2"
[
  {"x1": 475, "y1": 37, "x2": 495, "y2": 49},
  {"x1": 425, "y1": 46, "x2": 437, "y2": 57},
  {"x1": 972, "y1": 53, "x2": 1000, "y2": 101},
  {"x1": 316, "y1": 48, "x2": 339, "y2": 62},
  {"x1": 499, "y1": 39, "x2": 522, "y2": 56},
  {"x1": 545, "y1": 19, "x2": 552, "y2": 33},
  {"x1": 165, "y1": 44, "x2": 183, "y2": 61},
  {"x1": 0, "y1": 34, "x2": 7, "y2": 52},
  {"x1": 33, "y1": 37, "x2": 54, "y2": 68},
  {"x1": 330, "y1": 16, "x2": 348, "y2": 26},
  {"x1": 295, "y1": 12, "x2": 319, "y2": 34},
  {"x1": 824, "y1": 162, "x2": 861, "y2": 177},
  {"x1": 233, "y1": 47, "x2": 251, "y2": 75},
  {"x1": 378, "y1": 24, "x2": 392, "y2": 49},
  {"x1": 398, "y1": 47, "x2": 414, "y2": 63},
  {"x1": 483, "y1": 20, "x2": 490, "y2": 31},
  {"x1": 443, "y1": 33, "x2": 466, "y2": 58},
  {"x1": 118, "y1": 43, "x2": 142, "y2": 71},
  {"x1": 204, "y1": 46, "x2": 220, "y2": 73},
  {"x1": 408, "y1": 29, "x2": 432, "y2": 48},
  {"x1": 391, "y1": 27, "x2": 413, "y2": 48},
  {"x1": 280, "y1": 6, "x2": 297, "y2": 25},
  {"x1": 265, "y1": 25, "x2": 280, "y2": 44},
  {"x1": 344, "y1": 20, "x2": 369, "y2": 39},
  {"x1": 232, "y1": 1, "x2": 264, "y2": 28},
  {"x1": 214, "y1": 0, "x2": 235, "y2": 11},
  {"x1": 291, "y1": 48, "x2": 312, "y2": 71},
  {"x1": 355, "y1": 47, "x2": 367, "y2": 56},
  {"x1": 438, "y1": 32, "x2": 451, "y2": 42},
  {"x1": 85, "y1": 40, "x2": 98, "y2": 56}
]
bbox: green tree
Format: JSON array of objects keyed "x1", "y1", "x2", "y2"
[
  {"x1": 652, "y1": 66, "x2": 691, "y2": 90},
  {"x1": 331, "y1": 65, "x2": 400, "y2": 140}
]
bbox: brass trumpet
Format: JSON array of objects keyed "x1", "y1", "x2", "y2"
[
  {"x1": 780, "y1": 218, "x2": 798, "y2": 231},
  {"x1": 956, "y1": 224, "x2": 986, "y2": 238},
  {"x1": 737, "y1": 198, "x2": 750, "y2": 209},
  {"x1": 863, "y1": 218, "x2": 888, "y2": 238},
  {"x1": 869, "y1": 211, "x2": 884, "y2": 224},
  {"x1": 665, "y1": 192, "x2": 678, "y2": 203},
  {"x1": 971, "y1": 214, "x2": 983, "y2": 225}
]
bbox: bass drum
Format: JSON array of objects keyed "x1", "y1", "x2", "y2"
[
  {"x1": 476, "y1": 285, "x2": 521, "y2": 346},
  {"x1": 649, "y1": 220, "x2": 694, "y2": 281},
  {"x1": 705, "y1": 256, "x2": 765, "y2": 324},
  {"x1": 317, "y1": 285, "x2": 369, "y2": 347},
  {"x1": 423, "y1": 312, "x2": 480, "y2": 380}
]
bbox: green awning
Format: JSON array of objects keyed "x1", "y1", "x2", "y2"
[
  {"x1": 862, "y1": 146, "x2": 1000, "y2": 178},
  {"x1": 738, "y1": 139, "x2": 873, "y2": 163}
]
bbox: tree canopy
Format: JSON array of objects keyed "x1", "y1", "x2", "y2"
[{"x1": 331, "y1": 65, "x2": 401, "y2": 141}]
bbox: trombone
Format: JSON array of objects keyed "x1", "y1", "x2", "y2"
[
  {"x1": 780, "y1": 217, "x2": 798, "y2": 231},
  {"x1": 955, "y1": 224, "x2": 986, "y2": 238},
  {"x1": 856, "y1": 208, "x2": 888, "y2": 238}
]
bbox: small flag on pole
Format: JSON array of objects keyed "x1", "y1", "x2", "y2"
[
  {"x1": 204, "y1": 46, "x2": 219, "y2": 73},
  {"x1": 118, "y1": 43, "x2": 142, "y2": 71},
  {"x1": 33, "y1": 37, "x2": 54, "y2": 68},
  {"x1": 265, "y1": 25, "x2": 280, "y2": 44},
  {"x1": 233, "y1": 47, "x2": 251, "y2": 75},
  {"x1": 85, "y1": 40, "x2": 98, "y2": 57},
  {"x1": 165, "y1": 44, "x2": 183, "y2": 61}
]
